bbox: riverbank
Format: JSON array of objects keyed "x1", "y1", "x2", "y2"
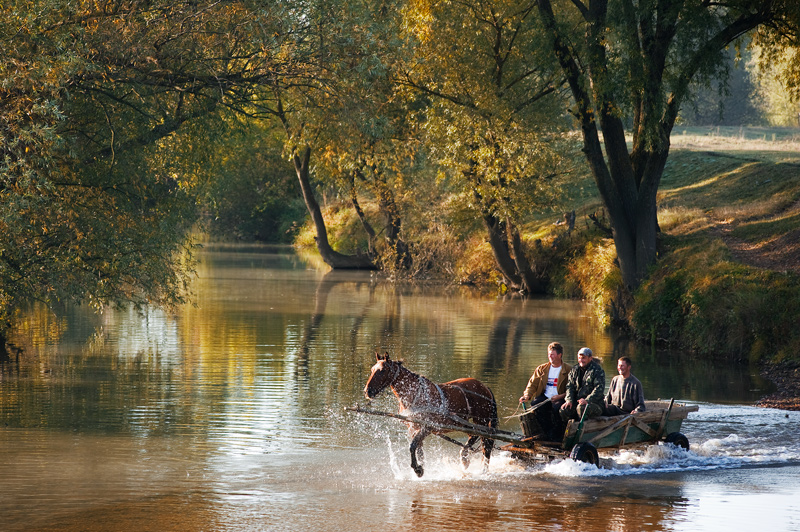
[
  {"x1": 757, "y1": 362, "x2": 800, "y2": 411},
  {"x1": 655, "y1": 132, "x2": 800, "y2": 412},
  {"x1": 554, "y1": 132, "x2": 800, "y2": 411}
]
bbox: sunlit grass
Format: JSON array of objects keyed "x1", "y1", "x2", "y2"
[
  {"x1": 634, "y1": 129, "x2": 800, "y2": 362},
  {"x1": 658, "y1": 206, "x2": 711, "y2": 235},
  {"x1": 671, "y1": 125, "x2": 800, "y2": 151}
]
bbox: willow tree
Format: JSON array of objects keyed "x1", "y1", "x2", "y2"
[
  {"x1": 208, "y1": 0, "x2": 394, "y2": 270},
  {"x1": 309, "y1": 1, "x2": 427, "y2": 271},
  {"x1": 534, "y1": 0, "x2": 792, "y2": 291},
  {"x1": 749, "y1": 4, "x2": 800, "y2": 126},
  {"x1": 0, "y1": 0, "x2": 320, "y2": 342},
  {"x1": 314, "y1": 81, "x2": 418, "y2": 270},
  {"x1": 0, "y1": 0, "x2": 210, "y2": 343},
  {"x1": 398, "y1": 0, "x2": 570, "y2": 293}
]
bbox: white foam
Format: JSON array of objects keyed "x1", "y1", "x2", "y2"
[{"x1": 543, "y1": 458, "x2": 617, "y2": 477}]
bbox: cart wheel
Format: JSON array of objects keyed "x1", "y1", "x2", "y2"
[
  {"x1": 665, "y1": 432, "x2": 690, "y2": 450},
  {"x1": 569, "y1": 442, "x2": 599, "y2": 467}
]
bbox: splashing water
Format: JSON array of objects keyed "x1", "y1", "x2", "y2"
[{"x1": 351, "y1": 402, "x2": 800, "y2": 482}]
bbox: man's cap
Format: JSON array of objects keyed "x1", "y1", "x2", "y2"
[{"x1": 577, "y1": 347, "x2": 593, "y2": 357}]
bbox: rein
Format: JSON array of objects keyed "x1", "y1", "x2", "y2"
[
  {"x1": 452, "y1": 384, "x2": 472, "y2": 417},
  {"x1": 363, "y1": 353, "x2": 499, "y2": 477},
  {"x1": 432, "y1": 382, "x2": 449, "y2": 412}
]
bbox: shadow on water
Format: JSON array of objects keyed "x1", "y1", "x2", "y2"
[
  {"x1": 295, "y1": 269, "x2": 380, "y2": 380},
  {"x1": 482, "y1": 314, "x2": 531, "y2": 377}
]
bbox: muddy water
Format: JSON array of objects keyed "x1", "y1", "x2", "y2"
[{"x1": 1, "y1": 245, "x2": 798, "y2": 532}]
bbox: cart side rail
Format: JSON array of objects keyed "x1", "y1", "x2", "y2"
[{"x1": 563, "y1": 402, "x2": 698, "y2": 449}]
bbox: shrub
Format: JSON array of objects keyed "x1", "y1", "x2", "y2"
[{"x1": 632, "y1": 237, "x2": 800, "y2": 362}]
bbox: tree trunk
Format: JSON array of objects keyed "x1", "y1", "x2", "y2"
[
  {"x1": 594, "y1": 109, "x2": 671, "y2": 290},
  {"x1": 292, "y1": 147, "x2": 376, "y2": 270},
  {"x1": 537, "y1": 0, "x2": 655, "y2": 291},
  {"x1": 349, "y1": 183, "x2": 377, "y2": 257},
  {"x1": 537, "y1": 0, "x2": 775, "y2": 291},
  {"x1": 376, "y1": 181, "x2": 412, "y2": 269},
  {"x1": 483, "y1": 213, "x2": 522, "y2": 288},
  {"x1": 509, "y1": 220, "x2": 546, "y2": 294},
  {"x1": 482, "y1": 214, "x2": 546, "y2": 294},
  {"x1": 0, "y1": 334, "x2": 9, "y2": 363}
]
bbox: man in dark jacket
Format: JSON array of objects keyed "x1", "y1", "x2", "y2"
[{"x1": 560, "y1": 347, "x2": 605, "y2": 423}]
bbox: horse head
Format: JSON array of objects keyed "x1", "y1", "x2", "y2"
[{"x1": 364, "y1": 352, "x2": 400, "y2": 400}]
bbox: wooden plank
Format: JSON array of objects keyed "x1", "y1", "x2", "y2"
[
  {"x1": 618, "y1": 420, "x2": 632, "y2": 448},
  {"x1": 654, "y1": 399, "x2": 675, "y2": 441},
  {"x1": 587, "y1": 415, "x2": 634, "y2": 445},
  {"x1": 631, "y1": 418, "x2": 657, "y2": 438}
]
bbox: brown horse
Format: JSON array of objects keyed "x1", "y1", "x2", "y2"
[{"x1": 364, "y1": 352, "x2": 498, "y2": 477}]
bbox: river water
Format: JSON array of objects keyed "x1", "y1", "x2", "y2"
[{"x1": 1, "y1": 245, "x2": 798, "y2": 532}]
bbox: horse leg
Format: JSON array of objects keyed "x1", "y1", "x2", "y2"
[
  {"x1": 480, "y1": 399, "x2": 498, "y2": 471},
  {"x1": 461, "y1": 435, "x2": 479, "y2": 469},
  {"x1": 480, "y1": 436, "x2": 495, "y2": 471},
  {"x1": 409, "y1": 429, "x2": 428, "y2": 477}
]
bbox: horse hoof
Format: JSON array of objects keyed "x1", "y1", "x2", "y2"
[
  {"x1": 460, "y1": 457, "x2": 470, "y2": 469},
  {"x1": 414, "y1": 466, "x2": 424, "y2": 477}
]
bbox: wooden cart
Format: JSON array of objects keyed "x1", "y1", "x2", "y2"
[{"x1": 502, "y1": 399, "x2": 699, "y2": 466}]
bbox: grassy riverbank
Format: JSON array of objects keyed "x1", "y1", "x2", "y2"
[
  {"x1": 627, "y1": 131, "x2": 800, "y2": 363},
  {"x1": 297, "y1": 127, "x2": 800, "y2": 406},
  {"x1": 639, "y1": 130, "x2": 800, "y2": 409}
]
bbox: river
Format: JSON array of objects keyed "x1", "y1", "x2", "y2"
[{"x1": 1, "y1": 245, "x2": 798, "y2": 531}]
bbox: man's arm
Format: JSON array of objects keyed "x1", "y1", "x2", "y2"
[
  {"x1": 605, "y1": 376, "x2": 616, "y2": 405},
  {"x1": 521, "y1": 364, "x2": 546, "y2": 401},
  {"x1": 563, "y1": 367, "x2": 577, "y2": 405},
  {"x1": 632, "y1": 379, "x2": 646, "y2": 412},
  {"x1": 585, "y1": 365, "x2": 606, "y2": 405}
]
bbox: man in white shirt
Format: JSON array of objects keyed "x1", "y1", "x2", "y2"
[{"x1": 519, "y1": 342, "x2": 571, "y2": 439}]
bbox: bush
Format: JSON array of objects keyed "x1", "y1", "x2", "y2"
[{"x1": 632, "y1": 237, "x2": 800, "y2": 362}]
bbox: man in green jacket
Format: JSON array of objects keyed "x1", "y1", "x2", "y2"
[{"x1": 560, "y1": 347, "x2": 605, "y2": 423}]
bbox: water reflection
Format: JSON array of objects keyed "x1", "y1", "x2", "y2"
[
  {"x1": 0, "y1": 244, "x2": 793, "y2": 532},
  {"x1": 0, "y1": 245, "x2": 775, "y2": 436}
]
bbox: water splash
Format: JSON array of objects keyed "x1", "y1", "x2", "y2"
[{"x1": 341, "y1": 401, "x2": 800, "y2": 484}]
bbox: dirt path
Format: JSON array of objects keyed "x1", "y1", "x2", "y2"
[{"x1": 714, "y1": 199, "x2": 800, "y2": 274}]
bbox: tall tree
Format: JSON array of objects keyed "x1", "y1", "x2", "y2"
[
  {"x1": 535, "y1": 0, "x2": 789, "y2": 291},
  {"x1": 399, "y1": 0, "x2": 569, "y2": 293},
  {"x1": 0, "y1": 0, "x2": 210, "y2": 340},
  {"x1": 312, "y1": 1, "x2": 422, "y2": 270},
  {"x1": 748, "y1": 45, "x2": 800, "y2": 127},
  {"x1": 234, "y1": 0, "x2": 386, "y2": 269}
]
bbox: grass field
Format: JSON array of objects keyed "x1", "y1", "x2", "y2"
[{"x1": 672, "y1": 125, "x2": 800, "y2": 148}]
